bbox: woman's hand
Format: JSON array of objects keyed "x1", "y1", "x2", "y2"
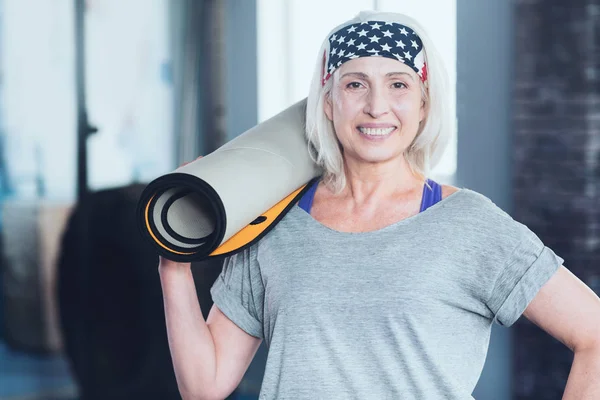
[{"x1": 157, "y1": 155, "x2": 204, "y2": 271}]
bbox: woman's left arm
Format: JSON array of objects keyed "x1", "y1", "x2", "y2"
[{"x1": 523, "y1": 266, "x2": 600, "y2": 399}]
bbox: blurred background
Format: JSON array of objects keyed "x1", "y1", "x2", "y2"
[{"x1": 0, "y1": 0, "x2": 597, "y2": 399}]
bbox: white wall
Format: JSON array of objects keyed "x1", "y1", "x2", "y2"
[
  {"x1": 1, "y1": 0, "x2": 76, "y2": 199},
  {"x1": 84, "y1": 0, "x2": 174, "y2": 191},
  {"x1": 257, "y1": 0, "x2": 456, "y2": 181},
  {"x1": 0, "y1": 0, "x2": 173, "y2": 200}
]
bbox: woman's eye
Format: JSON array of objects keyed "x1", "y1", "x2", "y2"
[
  {"x1": 392, "y1": 82, "x2": 407, "y2": 89},
  {"x1": 346, "y1": 82, "x2": 363, "y2": 89}
]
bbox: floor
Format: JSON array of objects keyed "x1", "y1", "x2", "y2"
[
  {"x1": 0, "y1": 338, "x2": 265, "y2": 400},
  {"x1": 0, "y1": 340, "x2": 78, "y2": 400}
]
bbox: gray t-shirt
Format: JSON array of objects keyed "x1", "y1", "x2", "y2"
[{"x1": 210, "y1": 188, "x2": 563, "y2": 399}]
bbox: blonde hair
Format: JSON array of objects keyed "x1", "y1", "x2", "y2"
[{"x1": 305, "y1": 11, "x2": 452, "y2": 194}]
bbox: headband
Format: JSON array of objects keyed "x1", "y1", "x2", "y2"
[{"x1": 322, "y1": 20, "x2": 428, "y2": 86}]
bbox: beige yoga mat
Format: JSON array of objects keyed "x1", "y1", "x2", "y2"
[{"x1": 137, "y1": 99, "x2": 321, "y2": 262}]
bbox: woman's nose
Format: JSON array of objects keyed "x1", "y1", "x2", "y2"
[{"x1": 363, "y1": 89, "x2": 390, "y2": 118}]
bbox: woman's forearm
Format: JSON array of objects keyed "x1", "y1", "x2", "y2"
[
  {"x1": 562, "y1": 346, "x2": 600, "y2": 399},
  {"x1": 159, "y1": 264, "x2": 218, "y2": 399}
]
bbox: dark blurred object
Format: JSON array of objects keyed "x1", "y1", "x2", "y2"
[
  {"x1": 512, "y1": 1, "x2": 599, "y2": 399},
  {"x1": 172, "y1": 0, "x2": 227, "y2": 164},
  {"x1": 56, "y1": 183, "x2": 226, "y2": 399},
  {"x1": 74, "y1": 0, "x2": 97, "y2": 203},
  {"x1": 1, "y1": 199, "x2": 72, "y2": 353}
]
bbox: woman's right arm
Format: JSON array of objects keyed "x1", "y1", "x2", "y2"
[{"x1": 159, "y1": 257, "x2": 263, "y2": 400}]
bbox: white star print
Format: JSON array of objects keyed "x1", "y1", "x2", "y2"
[
  {"x1": 357, "y1": 29, "x2": 368, "y2": 37},
  {"x1": 347, "y1": 26, "x2": 357, "y2": 33},
  {"x1": 337, "y1": 36, "x2": 345, "y2": 44},
  {"x1": 381, "y1": 43, "x2": 392, "y2": 52},
  {"x1": 367, "y1": 47, "x2": 380, "y2": 53},
  {"x1": 411, "y1": 40, "x2": 419, "y2": 49},
  {"x1": 347, "y1": 38, "x2": 356, "y2": 46},
  {"x1": 400, "y1": 27, "x2": 409, "y2": 36},
  {"x1": 369, "y1": 34, "x2": 380, "y2": 43},
  {"x1": 330, "y1": 34, "x2": 337, "y2": 42},
  {"x1": 403, "y1": 51, "x2": 413, "y2": 60},
  {"x1": 382, "y1": 30, "x2": 393, "y2": 38},
  {"x1": 393, "y1": 53, "x2": 404, "y2": 61},
  {"x1": 371, "y1": 22, "x2": 382, "y2": 30},
  {"x1": 356, "y1": 42, "x2": 367, "y2": 50},
  {"x1": 338, "y1": 49, "x2": 345, "y2": 57},
  {"x1": 396, "y1": 40, "x2": 406, "y2": 49},
  {"x1": 349, "y1": 54, "x2": 359, "y2": 59}
]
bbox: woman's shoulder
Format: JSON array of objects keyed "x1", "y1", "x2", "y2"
[
  {"x1": 440, "y1": 183, "x2": 493, "y2": 204},
  {"x1": 438, "y1": 184, "x2": 518, "y2": 227},
  {"x1": 441, "y1": 184, "x2": 460, "y2": 199},
  {"x1": 439, "y1": 184, "x2": 484, "y2": 208}
]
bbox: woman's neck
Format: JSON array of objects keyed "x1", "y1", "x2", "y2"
[{"x1": 337, "y1": 156, "x2": 424, "y2": 205}]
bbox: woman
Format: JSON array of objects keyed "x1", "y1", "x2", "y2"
[{"x1": 159, "y1": 11, "x2": 600, "y2": 400}]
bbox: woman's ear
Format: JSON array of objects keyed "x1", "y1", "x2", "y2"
[
  {"x1": 418, "y1": 81, "x2": 429, "y2": 123},
  {"x1": 324, "y1": 92, "x2": 334, "y2": 122},
  {"x1": 419, "y1": 97, "x2": 428, "y2": 123}
]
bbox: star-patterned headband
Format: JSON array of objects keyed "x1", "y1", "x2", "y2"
[{"x1": 322, "y1": 20, "x2": 428, "y2": 86}]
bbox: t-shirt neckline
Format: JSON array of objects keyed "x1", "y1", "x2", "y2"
[{"x1": 292, "y1": 187, "x2": 468, "y2": 236}]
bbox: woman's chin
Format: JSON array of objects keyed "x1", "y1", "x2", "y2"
[{"x1": 351, "y1": 151, "x2": 404, "y2": 165}]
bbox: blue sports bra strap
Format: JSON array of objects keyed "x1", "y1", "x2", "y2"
[
  {"x1": 420, "y1": 179, "x2": 442, "y2": 212},
  {"x1": 298, "y1": 178, "x2": 320, "y2": 213},
  {"x1": 433, "y1": 180, "x2": 442, "y2": 203}
]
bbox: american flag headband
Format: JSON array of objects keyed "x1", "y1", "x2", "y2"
[{"x1": 322, "y1": 21, "x2": 428, "y2": 86}]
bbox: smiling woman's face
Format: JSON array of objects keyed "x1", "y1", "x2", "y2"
[{"x1": 324, "y1": 56, "x2": 425, "y2": 166}]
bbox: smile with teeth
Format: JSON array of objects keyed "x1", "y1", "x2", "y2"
[{"x1": 358, "y1": 126, "x2": 396, "y2": 136}]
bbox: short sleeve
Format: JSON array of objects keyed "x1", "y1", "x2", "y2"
[
  {"x1": 210, "y1": 245, "x2": 265, "y2": 338},
  {"x1": 486, "y1": 223, "x2": 564, "y2": 327}
]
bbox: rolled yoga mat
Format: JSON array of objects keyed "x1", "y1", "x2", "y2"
[{"x1": 137, "y1": 98, "x2": 322, "y2": 262}]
